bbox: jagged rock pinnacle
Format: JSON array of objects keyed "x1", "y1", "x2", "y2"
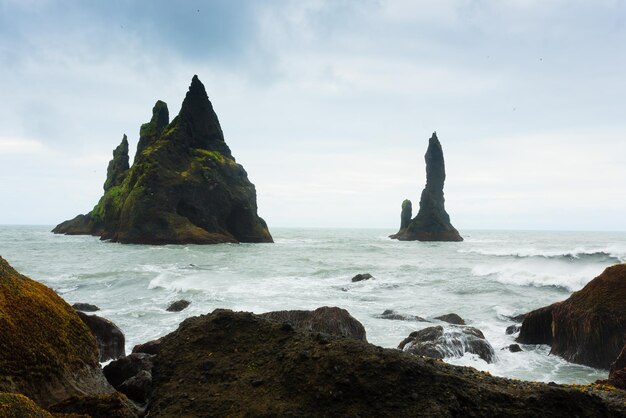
[
  {"x1": 179, "y1": 75, "x2": 230, "y2": 155},
  {"x1": 136, "y1": 101, "x2": 170, "y2": 159},
  {"x1": 390, "y1": 132, "x2": 462, "y2": 242},
  {"x1": 103, "y1": 135, "x2": 129, "y2": 191}
]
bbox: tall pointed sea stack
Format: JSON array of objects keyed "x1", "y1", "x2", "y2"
[
  {"x1": 390, "y1": 132, "x2": 462, "y2": 242},
  {"x1": 53, "y1": 75, "x2": 273, "y2": 244}
]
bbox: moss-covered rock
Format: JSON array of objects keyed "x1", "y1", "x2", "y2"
[
  {"x1": 146, "y1": 309, "x2": 625, "y2": 417},
  {"x1": 0, "y1": 393, "x2": 59, "y2": 417},
  {"x1": 518, "y1": 264, "x2": 626, "y2": 369},
  {"x1": 0, "y1": 257, "x2": 113, "y2": 407},
  {"x1": 53, "y1": 75, "x2": 272, "y2": 245},
  {"x1": 390, "y1": 132, "x2": 462, "y2": 242}
]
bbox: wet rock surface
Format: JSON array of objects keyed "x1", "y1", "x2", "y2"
[
  {"x1": 132, "y1": 338, "x2": 162, "y2": 356},
  {"x1": 434, "y1": 313, "x2": 466, "y2": 325},
  {"x1": 351, "y1": 273, "x2": 374, "y2": 282},
  {"x1": 390, "y1": 132, "x2": 462, "y2": 242},
  {"x1": 376, "y1": 309, "x2": 427, "y2": 322},
  {"x1": 166, "y1": 299, "x2": 191, "y2": 312},
  {"x1": 72, "y1": 302, "x2": 100, "y2": 312},
  {"x1": 399, "y1": 325, "x2": 496, "y2": 363},
  {"x1": 518, "y1": 264, "x2": 626, "y2": 368}
]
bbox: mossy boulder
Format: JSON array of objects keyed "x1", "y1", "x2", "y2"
[
  {"x1": 146, "y1": 309, "x2": 625, "y2": 417},
  {"x1": 390, "y1": 132, "x2": 462, "y2": 242},
  {"x1": 518, "y1": 264, "x2": 626, "y2": 369},
  {"x1": 0, "y1": 257, "x2": 112, "y2": 407},
  {"x1": 0, "y1": 393, "x2": 65, "y2": 417},
  {"x1": 48, "y1": 393, "x2": 139, "y2": 418},
  {"x1": 53, "y1": 75, "x2": 273, "y2": 245}
]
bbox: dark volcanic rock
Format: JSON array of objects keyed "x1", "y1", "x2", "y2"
[
  {"x1": 146, "y1": 309, "x2": 626, "y2": 417},
  {"x1": 166, "y1": 299, "x2": 191, "y2": 312},
  {"x1": 103, "y1": 353, "x2": 154, "y2": 388},
  {"x1": 377, "y1": 309, "x2": 427, "y2": 322},
  {"x1": 434, "y1": 313, "x2": 466, "y2": 325},
  {"x1": 48, "y1": 392, "x2": 139, "y2": 418},
  {"x1": 104, "y1": 353, "x2": 154, "y2": 404},
  {"x1": 104, "y1": 135, "x2": 130, "y2": 191},
  {"x1": 504, "y1": 344, "x2": 523, "y2": 353},
  {"x1": 399, "y1": 325, "x2": 496, "y2": 363},
  {"x1": 53, "y1": 75, "x2": 273, "y2": 245},
  {"x1": 351, "y1": 273, "x2": 373, "y2": 282},
  {"x1": 77, "y1": 311, "x2": 125, "y2": 362},
  {"x1": 132, "y1": 338, "x2": 163, "y2": 355},
  {"x1": 72, "y1": 302, "x2": 100, "y2": 312},
  {"x1": 0, "y1": 257, "x2": 113, "y2": 407},
  {"x1": 260, "y1": 306, "x2": 366, "y2": 341},
  {"x1": 518, "y1": 264, "x2": 626, "y2": 369},
  {"x1": 609, "y1": 344, "x2": 626, "y2": 389},
  {"x1": 390, "y1": 132, "x2": 463, "y2": 242},
  {"x1": 506, "y1": 324, "x2": 522, "y2": 335}
]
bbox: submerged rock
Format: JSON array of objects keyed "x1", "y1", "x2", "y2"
[
  {"x1": 260, "y1": 306, "x2": 366, "y2": 341},
  {"x1": 503, "y1": 344, "x2": 523, "y2": 353},
  {"x1": 53, "y1": 75, "x2": 273, "y2": 245},
  {"x1": 351, "y1": 273, "x2": 373, "y2": 282},
  {"x1": 166, "y1": 299, "x2": 191, "y2": 312},
  {"x1": 376, "y1": 309, "x2": 427, "y2": 322},
  {"x1": 72, "y1": 302, "x2": 100, "y2": 312},
  {"x1": 0, "y1": 257, "x2": 113, "y2": 407},
  {"x1": 390, "y1": 132, "x2": 462, "y2": 242},
  {"x1": 518, "y1": 264, "x2": 626, "y2": 369},
  {"x1": 506, "y1": 324, "x2": 522, "y2": 335},
  {"x1": 77, "y1": 311, "x2": 125, "y2": 362},
  {"x1": 434, "y1": 313, "x2": 466, "y2": 325},
  {"x1": 399, "y1": 325, "x2": 496, "y2": 363},
  {"x1": 146, "y1": 309, "x2": 626, "y2": 417}
]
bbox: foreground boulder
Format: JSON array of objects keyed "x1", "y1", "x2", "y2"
[
  {"x1": 48, "y1": 392, "x2": 139, "y2": 418},
  {"x1": 518, "y1": 264, "x2": 626, "y2": 369},
  {"x1": 390, "y1": 132, "x2": 463, "y2": 242},
  {"x1": 77, "y1": 311, "x2": 125, "y2": 362},
  {"x1": 53, "y1": 75, "x2": 273, "y2": 245},
  {"x1": 0, "y1": 257, "x2": 112, "y2": 407},
  {"x1": 146, "y1": 309, "x2": 625, "y2": 417},
  {"x1": 260, "y1": 306, "x2": 366, "y2": 341},
  {"x1": 399, "y1": 325, "x2": 496, "y2": 363}
]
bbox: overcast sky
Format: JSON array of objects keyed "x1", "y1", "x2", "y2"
[{"x1": 0, "y1": 0, "x2": 624, "y2": 230}]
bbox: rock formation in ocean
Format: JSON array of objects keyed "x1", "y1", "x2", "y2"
[
  {"x1": 53, "y1": 75, "x2": 273, "y2": 245},
  {"x1": 144, "y1": 309, "x2": 626, "y2": 417},
  {"x1": 518, "y1": 264, "x2": 626, "y2": 369},
  {"x1": 390, "y1": 132, "x2": 463, "y2": 242},
  {"x1": 0, "y1": 256, "x2": 113, "y2": 406}
]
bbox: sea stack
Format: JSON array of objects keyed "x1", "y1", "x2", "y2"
[
  {"x1": 390, "y1": 132, "x2": 462, "y2": 242},
  {"x1": 53, "y1": 75, "x2": 273, "y2": 245}
]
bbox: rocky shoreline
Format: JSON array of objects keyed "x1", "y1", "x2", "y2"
[{"x1": 1, "y1": 256, "x2": 625, "y2": 417}]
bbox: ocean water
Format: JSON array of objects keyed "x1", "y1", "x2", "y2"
[{"x1": 1, "y1": 226, "x2": 625, "y2": 384}]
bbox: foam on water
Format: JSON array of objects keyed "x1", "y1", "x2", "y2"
[{"x1": 1, "y1": 226, "x2": 624, "y2": 384}]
